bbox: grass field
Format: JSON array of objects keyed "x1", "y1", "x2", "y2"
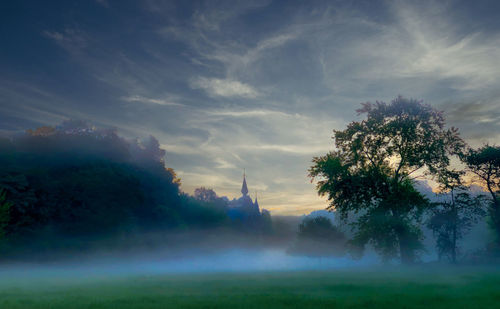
[{"x1": 1, "y1": 266, "x2": 500, "y2": 308}]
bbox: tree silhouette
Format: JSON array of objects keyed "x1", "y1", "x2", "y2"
[
  {"x1": 427, "y1": 170, "x2": 486, "y2": 263},
  {"x1": 194, "y1": 187, "x2": 218, "y2": 202},
  {"x1": 288, "y1": 216, "x2": 346, "y2": 257},
  {"x1": 464, "y1": 145, "x2": 500, "y2": 246},
  {"x1": 309, "y1": 96, "x2": 463, "y2": 263}
]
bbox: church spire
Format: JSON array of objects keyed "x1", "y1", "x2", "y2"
[
  {"x1": 241, "y1": 169, "x2": 248, "y2": 196},
  {"x1": 254, "y1": 190, "x2": 260, "y2": 212}
]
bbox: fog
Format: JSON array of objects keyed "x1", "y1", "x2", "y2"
[
  {"x1": 0, "y1": 121, "x2": 496, "y2": 290},
  {"x1": 0, "y1": 246, "x2": 381, "y2": 291}
]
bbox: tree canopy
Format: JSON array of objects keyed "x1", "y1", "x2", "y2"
[
  {"x1": 309, "y1": 96, "x2": 463, "y2": 263},
  {"x1": 0, "y1": 121, "x2": 237, "y2": 258}
]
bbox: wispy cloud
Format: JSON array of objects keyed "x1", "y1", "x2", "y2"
[
  {"x1": 213, "y1": 158, "x2": 236, "y2": 169},
  {"x1": 160, "y1": 143, "x2": 201, "y2": 155},
  {"x1": 324, "y1": 1, "x2": 500, "y2": 92},
  {"x1": 206, "y1": 109, "x2": 297, "y2": 118},
  {"x1": 209, "y1": 31, "x2": 300, "y2": 78},
  {"x1": 238, "y1": 143, "x2": 330, "y2": 155},
  {"x1": 390, "y1": 2, "x2": 500, "y2": 91},
  {"x1": 191, "y1": 77, "x2": 259, "y2": 98},
  {"x1": 176, "y1": 169, "x2": 243, "y2": 192},
  {"x1": 43, "y1": 28, "x2": 89, "y2": 54},
  {"x1": 122, "y1": 95, "x2": 184, "y2": 107}
]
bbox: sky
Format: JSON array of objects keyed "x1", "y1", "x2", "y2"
[{"x1": 1, "y1": 0, "x2": 499, "y2": 215}]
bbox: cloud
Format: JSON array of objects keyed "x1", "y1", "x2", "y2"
[
  {"x1": 206, "y1": 109, "x2": 297, "y2": 118},
  {"x1": 160, "y1": 144, "x2": 200, "y2": 155},
  {"x1": 260, "y1": 190, "x2": 328, "y2": 216},
  {"x1": 390, "y1": 2, "x2": 500, "y2": 91},
  {"x1": 213, "y1": 158, "x2": 236, "y2": 169},
  {"x1": 190, "y1": 77, "x2": 259, "y2": 98},
  {"x1": 159, "y1": 1, "x2": 299, "y2": 86},
  {"x1": 43, "y1": 28, "x2": 89, "y2": 54},
  {"x1": 326, "y1": 1, "x2": 500, "y2": 92},
  {"x1": 5, "y1": 0, "x2": 500, "y2": 215},
  {"x1": 438, "y1": 96, "x2": 500, "y2": 145},
  {"x1": 238, "y1": 143, "x2": 330, "y2": 155},
  {"x1": 176, "y1": 169, "x2": 243, "y2": 192},
  {"x1": 122, "y1": 95, "x2": 184, "y2": 107},
  {"x1": 208, "y1": 31, "x2": 300, "y2": 78}
]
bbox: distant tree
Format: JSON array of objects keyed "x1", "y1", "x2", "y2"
[
  {"x1": 0, "y1": 122, "x2": 184, "y2": 242},
  {"x1": 26, "y1": 126, "x2": 56, "y2": 136},
  {"x1": 427, "y1": 170, "x2": 486, "y2": 263},
  {"x1": 298, "y1": 216, "x2": 344, "y2": 241},
  {"x1": 309, "y1": 96, "x2": 463, "y2": 263},
  {"x1": 463, "y1": 145, "x2": 500, "y2": 245},
  {"x1": 194, "y1": 187, "x2": 218, "y2": 202},
  {"x1": 132, "y1": 135, "x2": 167, "y2": 166},
  {"x1": 0, "y1": 173, "x2": 38, "y2": 235},
  {"x1": 144, "y1": 136, "x2": 166, "y2": 163},
  {"x1": 261, "y1": 209, "x2": 273, "y2": 234},
  {"x1": 179, "y1": 193, "x2": 228, "y2": 228},
  {"x1": 167, "y1": 167, "x2": 182, "y2": 186},
  {"x1": 428, "y1": 192, "x2": 485, "y2": 263},
  {"x1": 0, "y1": 121, "x2": 250, "y2": 258},
  {"x1": 288, "y1": 216, "x2": 346, "y2": 257},
  {"x1": 185, "y1": 187, "x2": 228, "y2": 227}
]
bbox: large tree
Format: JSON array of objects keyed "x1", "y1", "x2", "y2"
[
  {"x1": 464, "y1": 145, "x2": 500, "y2": 245},
  {"x1": 309, "y1": 96, "x2": 463, "y2": 263}
]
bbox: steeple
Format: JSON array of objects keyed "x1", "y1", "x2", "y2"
[
  {"x1": 254, "y1": 191, "x2": 259, "y2": 208},
  {"x1": 241, "y1": 169, "x2": 248, "y2": 196}
]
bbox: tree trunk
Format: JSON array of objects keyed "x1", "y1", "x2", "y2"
[
  {"x1": 451, "y1": 226, "x2": 457, "y2": 263},
  {"x1": 396, "y1": 228, "x2": 415, "y2": 265},
  {"x1": 391, "y1": 209, "x2": 415, "y2": 265},
  {"x1": 491, "y1": 203, "x2": 500, "y2": 246}
]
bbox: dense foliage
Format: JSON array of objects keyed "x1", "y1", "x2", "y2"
[
  {"x1": 427, "y1": 190, "x2": 485, "y2": 263},
  {"x1": 288, "y1": 216, "x2": 346, "y2": 257},
  {"x1": 0, "y1": 120, "x2": 230, "y2": 256},
  {"x1": 309, "y1": 96, "x2": 464, "y2": 263},
  {"x1": 463, "y1": 145, "x2": 500, "y2": 246}
]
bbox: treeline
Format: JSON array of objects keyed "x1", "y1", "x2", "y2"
[
  {"x1": 0, "y1": 120, "x2": 240, "y2": 258},
  {"x1": 310, "y1": 96, "x2": 500, "y2": 264}
]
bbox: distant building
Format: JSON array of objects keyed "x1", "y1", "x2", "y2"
[{"x1": 227, "y1": 171, "x2": 269, "y2": 226}]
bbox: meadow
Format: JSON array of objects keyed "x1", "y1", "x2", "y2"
[{"x1": 1, "y1": 266, "x2": 499, "y2": 309}]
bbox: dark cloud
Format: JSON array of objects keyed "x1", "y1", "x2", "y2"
[{"x1": 438, "y1": 94, "x2": 500, "y2": 145}]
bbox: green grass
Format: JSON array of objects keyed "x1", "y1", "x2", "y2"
[{"x1": 1, "y1": 267, "x2": 500, "y2": 308}]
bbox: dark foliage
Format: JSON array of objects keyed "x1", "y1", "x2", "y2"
[
  {"x1": 309, "y1": 96, "x2": 463, "y2": 263},
  {"x1": 463, "y1": 145, "x2": 500, "y2": 246},
  {"x1": 427, "y1": 189, "x2": 486, "y2": 263},
  {"x1": 0, "y1": 121, "x2": 230, "y2": 257},
  {"x1": 288, "y1": 216, "x2": 346, "y2": 257}
]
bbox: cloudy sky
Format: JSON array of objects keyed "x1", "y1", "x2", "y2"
[{"x1": 1, "y1": 0, "x2": 499, "y2": 215}]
